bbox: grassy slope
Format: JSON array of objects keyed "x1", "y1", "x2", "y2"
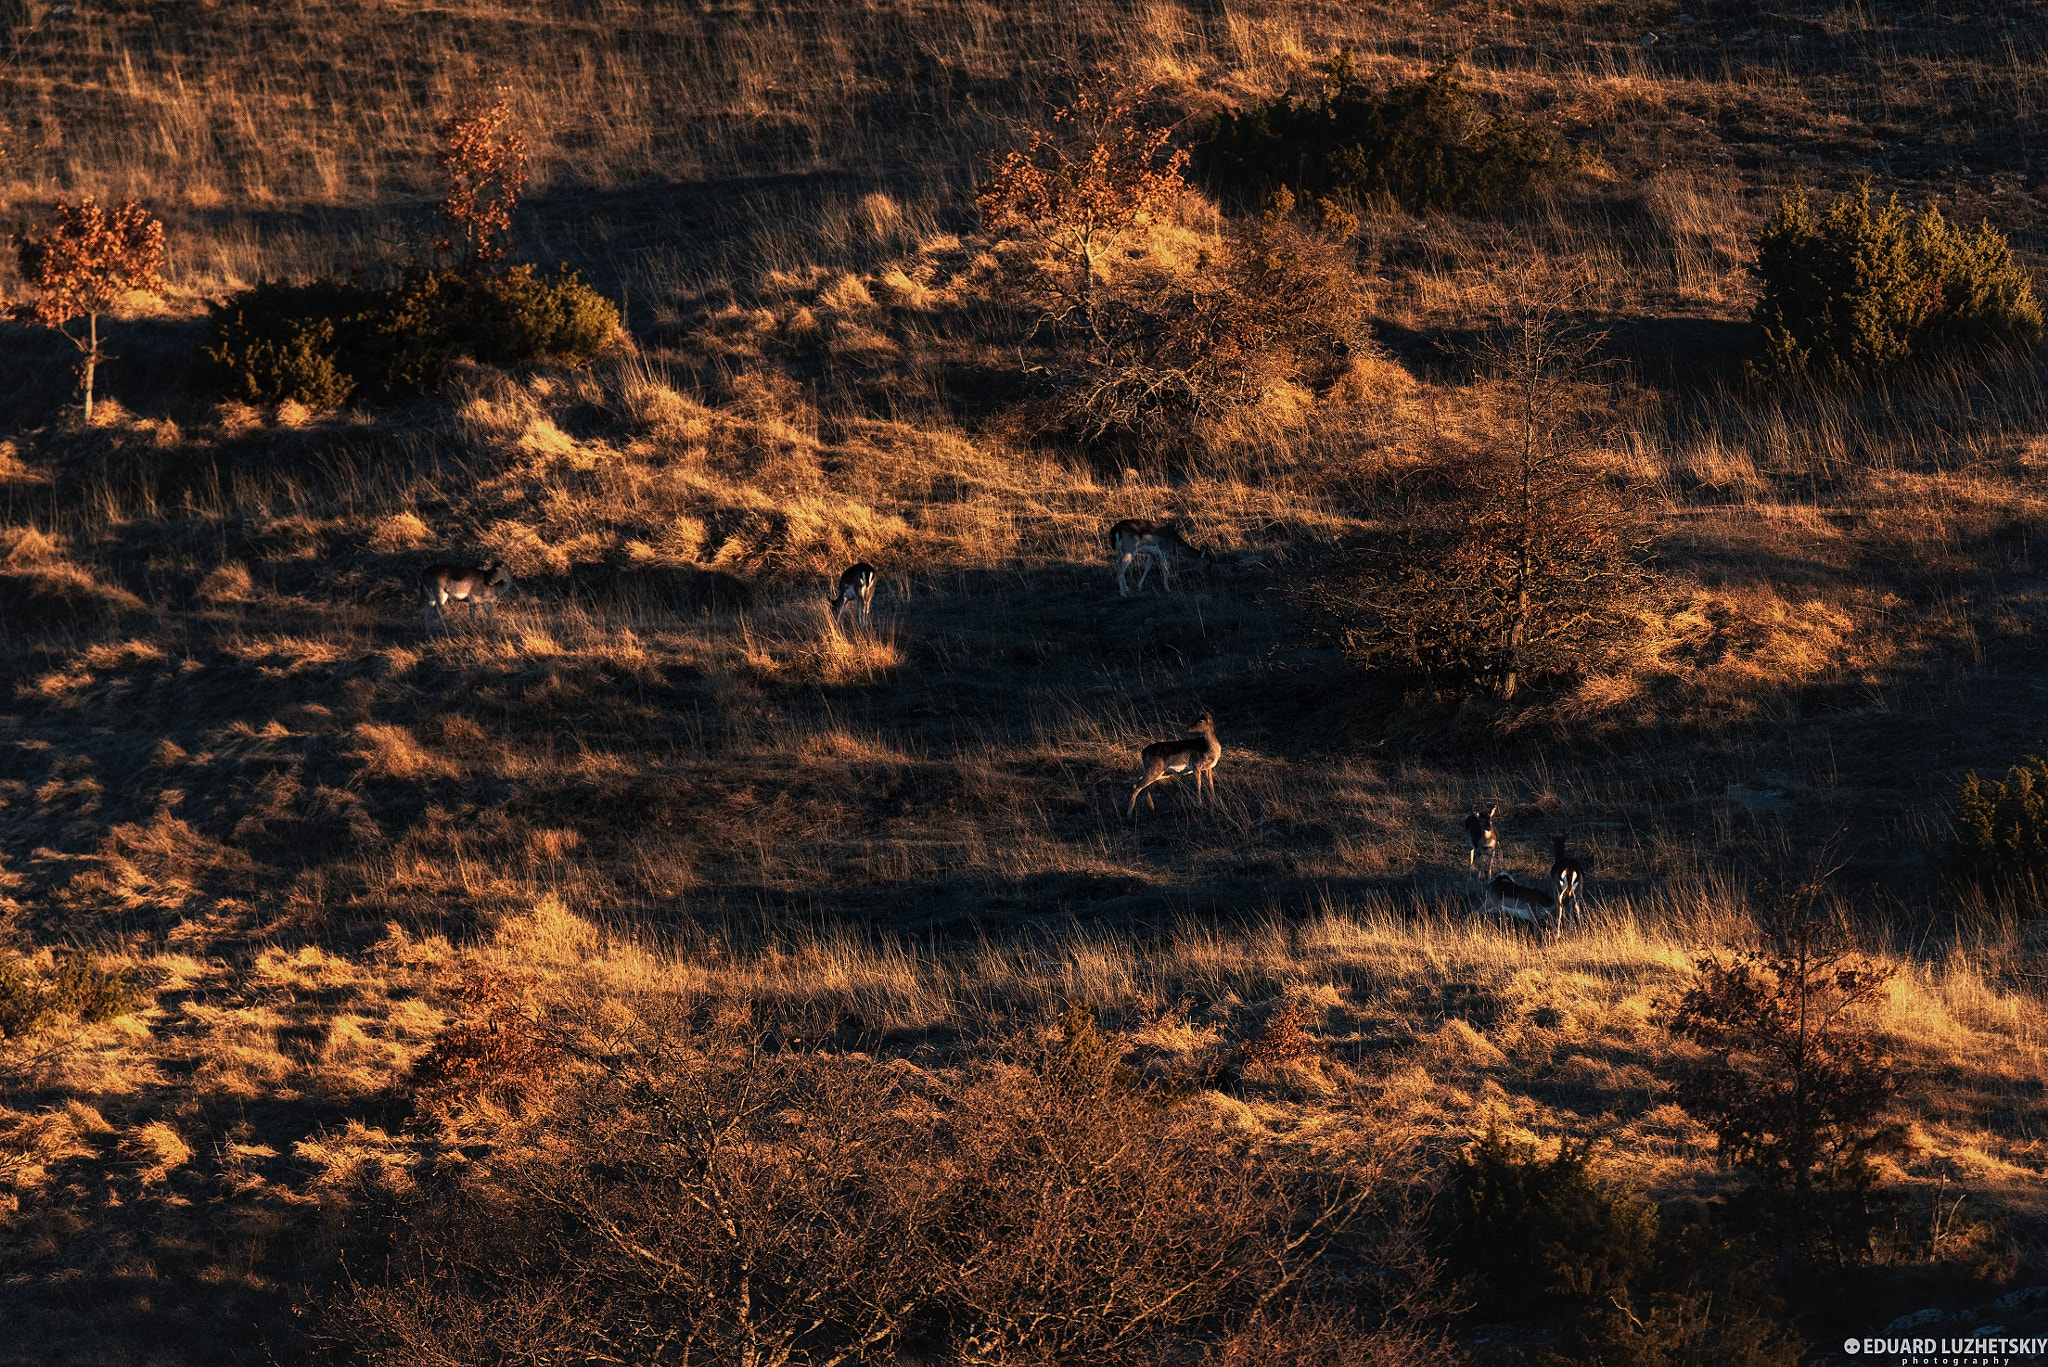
[{"x1": 0, "y1": 0, "x2": 2046, "y2": 1361}]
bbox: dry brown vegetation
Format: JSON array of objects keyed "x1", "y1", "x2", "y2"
[{"x1": 2, "y1": 0, "x2": 2048, "y2": 1362}]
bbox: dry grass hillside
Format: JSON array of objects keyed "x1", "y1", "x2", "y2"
[{"x1": 1, "y1": 0, "x2": 2046, "y2": 1363}]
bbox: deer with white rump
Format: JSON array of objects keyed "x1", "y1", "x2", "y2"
[{"x1": 830, "y1": 562, "x2": 877, "y2": 626}]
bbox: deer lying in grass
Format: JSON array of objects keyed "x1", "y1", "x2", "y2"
[
  {"x1": 1110, "y1": 519, "x2": 1212, "y2": 596},
  {"x1": 830, "y1": 562, "x2": 877, "y2": 626},
  {"x1": 1464, "y1": 808, "x2": 1499, "y2": 878},
  {"x1": 421, "y1": 560, "x2": 512, "y2": 631},
  {"x1": 1484, "y1": 873, "x2": 1561, "y2": 932},
  {"x1": 1550, "y1": 836, "x2": 1585, "y2": 919},
  {"x1": 1129, "y1": 714, "x2": 1222, "y2": 816}
]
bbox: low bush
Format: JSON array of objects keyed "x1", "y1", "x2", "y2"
[
  {"x1": 1037, "y1": 210, "x2": 1367, "y2": 445},
  {"x1": 0, "y1": 954, "x2": 146, "y2": 1039},
  {"x1": 1198, "y1": 52, "x2": 1577, "y2": 216},
  {"x1": 1749, "y1": 187, "x2": 2042, "y2": 385},
  {"x1": 1564, "y1": 1202, "x2": 1806, "y2": 1367},
  {"x1": 404, "y1": 968, "x2": 563, "y2": 1116},
  {"x1": 324, "y1": 1008, "x2": 1447, "y2": 1367},
  {"x1": 379, "y1": 265, "x2": 622, "y2": 395},
  {"x1": 202, "y1": 266, "x2": 621, "y2": 407},
  {"x1": 1436, "y1": 1128, "x2": 1658, "y2": 1318},
  {"x1": 1438, "y1": 1133, "x2": 1804, "y2": 1367},
  {"x1": 1946, "y1": 756, "x2": 2048, "y2": 901},
  {"x1": 201, "y1": 278, "x2": 380, "y2": 407}
]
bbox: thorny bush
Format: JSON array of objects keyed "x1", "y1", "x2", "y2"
[{"x1": 326, "y1": 1005, "x2": 1453, "y2": 1367}]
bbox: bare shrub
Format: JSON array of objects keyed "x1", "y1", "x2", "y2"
[
  {"x1": 325, "y1": 1007, "x2": 1446, "y2": 1366},
  {"x1": 1046, "y1": 205, "x2": 1367, "y2": 445},
  {"x1": 1292, "y1": 307, "x2": 1650, "y2": 700},
  {"x1": 14, "y1": 196, "x2": 167, "y2": 421}
]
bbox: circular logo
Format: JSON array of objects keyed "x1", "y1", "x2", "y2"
[{"x1": 1844, "y1": 1340, "x2": 1860, "y2": 1355}]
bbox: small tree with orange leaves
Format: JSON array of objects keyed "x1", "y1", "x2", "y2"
[
  {"x1": 15, "y1": 197, "x2": 166, "y2": 422},
  {"x1": 977, "y1": 82, "x2": 1189, "y2": 338},
  {"x1": 438, "y1": 92, "x2": 527, "y2": 268}
]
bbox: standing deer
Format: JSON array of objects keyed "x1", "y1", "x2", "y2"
[
  {"x1": 1109, "y1": 519, "x2": 1212, "y2": 596},
  {"x1": 1464, "y1": 808, "x2": 1499, "y2": 878},
  {"x1": 421, "y1": 560, "x2": 513, "y2": 631},
  {"x1": 1128, "y1": 714, "x2": 1223, "y2": 816},
  {"x1": 830, "y1": 563, "x2": 877, "y2": 626},
  {"x1": 1550, "y1": 836, "x2": 1585, "y2": 919},
  {"x1": 1484, "y1": 873, "x2": 1561, "y2": 932}
]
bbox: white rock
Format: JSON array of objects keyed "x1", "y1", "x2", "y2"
[{"x1": 1885, "y1": 1310, "x2": 1949, "y2": 1335}]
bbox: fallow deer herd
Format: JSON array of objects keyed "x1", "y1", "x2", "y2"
[{"x1": 409, "y1": 517, "x2": 1585, "y2": 928}]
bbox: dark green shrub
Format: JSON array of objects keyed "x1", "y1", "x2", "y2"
[
  {"x1": 380, "y1": 265, "x2": 622, "y2": 395},
  {"x1": 1440, "y1": 1135, "x2": 1805, "y2": 1367},
  {"x1": 1198, "y1": 52, "x2": 1577, "y2": 216},
  {"x1": 1563, "y1": 1203, "x2": 1805, "y2": 1367},
  {"x1": 1749, "y1": 187, "x2": 2042, "y2": 385},
  {"x1": 201, "y1": 267, "x2": 622, "y2": 407},
  {"x1": 0, "y1": 954, "x2": 146, "y2": 1038},
  {"x1": 201, "y1": 278, "x2": 378, "y2": 407},
  {"x1": 1946, "y1": 756, "x2": 2048, "y2": 900},
  {"x1": 1435, "y1": 1128, "x2": 1658, "y2": 1318}
]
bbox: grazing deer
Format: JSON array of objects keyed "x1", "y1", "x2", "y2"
[
  {"x1": 1128, "y1": 714, "x2": 1222, "y2": 816},
  {"x1": 1484, "y1": 873, "x2": 1560, "y2": 932},
  {"x1": 421, "y1": 560, "x2": 512, "y2": 630},
  {"x1": 1110, "y1": 519, "x2": 1212, "y2": 596},
  {"x1": 1550, "y1": 836, "x2": 1585, "y2": 919},
  {"x1": 1464, "y1": 808, "x2": 1499, "y2": 878},
  {"x1": 830, "y1": 562, "x2": 877, "y2": 626}
]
